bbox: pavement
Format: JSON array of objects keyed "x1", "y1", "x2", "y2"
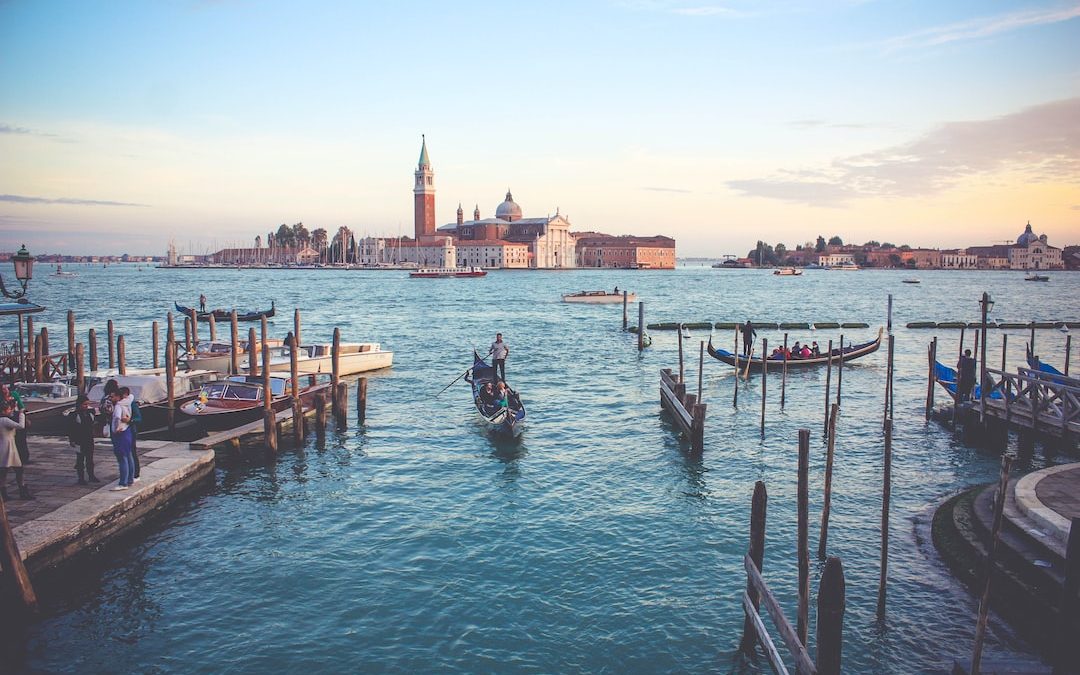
[{"x1": 1013, "y1": 462, "x2": 1080, "y2": 550}]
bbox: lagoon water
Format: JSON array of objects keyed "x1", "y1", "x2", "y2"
[{"x1": 6, "y1": 264, "x2": 1079, "y2": 673}]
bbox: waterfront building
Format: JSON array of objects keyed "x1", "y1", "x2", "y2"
[
  {"x1": 818, "y1": 252, "x2": 857, "y2": 268},
  {"x1": 574, "y1": 233, "x2": 676, "y2": 269},
  {"x1": 414, "y1": 135, "x2": 436, "y2": 242},
  {"x1": 940, "y1": 249, "x2": 979, "y2": 269},
  {"x1": 908, "y1": 248, "x2": 941, "y2": 269},
  {"x1": 966, "y1": 222, "x2": 1064, "y2": 270},
  {"x1": 455, "y1": 240, "x2": 530, "y2": 268}
]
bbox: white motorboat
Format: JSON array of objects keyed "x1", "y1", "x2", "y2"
[{"x1": 773, "y1": 267, "x2": 803, "y2": 276}]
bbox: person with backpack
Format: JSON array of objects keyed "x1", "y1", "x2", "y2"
[
  {"x1": 67, "y1": 394, "x2": 100, "y2": 485},
  {"x1": 128, "y1": 389, "x2": 142, "y2": 482}
]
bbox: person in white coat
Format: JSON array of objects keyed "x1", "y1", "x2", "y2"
[{"x1": 0, "y1": 400, "x2": 31, "y2": 500}]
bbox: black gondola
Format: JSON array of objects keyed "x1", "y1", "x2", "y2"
[
  {"x1": 707, "y1": 327, "x2": 882, "y2": 372},
  {"x1": 464, "y1": 351, "x2": 526, "y2": 437},
  {"x1": 174, "y1": 300, "x2": 275, "y2": 322}
]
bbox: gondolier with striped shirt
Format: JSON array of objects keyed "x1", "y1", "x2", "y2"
[{"x1": 490, "y1": 333, "x2": 509, "y2": 383}]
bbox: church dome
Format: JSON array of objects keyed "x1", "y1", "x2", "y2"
[
  {"x1": 1016, "y1": 221, "x2": 1038, "y2": 247},
  {"x1": 495, "y1": 190, "x2": 522, "y2": 222}
]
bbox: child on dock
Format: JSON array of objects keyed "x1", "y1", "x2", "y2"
[{"x1": 67, "y1": 395, "x2": 99, "y2": 485}]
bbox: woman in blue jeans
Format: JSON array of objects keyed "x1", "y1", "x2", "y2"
[{"x1": 109, "y1": 390, "x2": 135, "y2": 491}]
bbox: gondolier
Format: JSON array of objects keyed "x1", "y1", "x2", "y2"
[
  {"x1": 490, "y1": 333, "x2": 509, "y2": 382},
  {"x1": 741, "y1": 320, "x2": 756, "y2": 357},
  {"x1": 199, "y1": 294, "x2": 207, "y2": 313}
]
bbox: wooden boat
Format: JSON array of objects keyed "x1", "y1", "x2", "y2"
[
  {"x1": 174, "y1": 301, "x2": 276, "y2": 322},
  {"x1": 15, "y1": 382, "x2": 80, "y2": 435},
  {"x1": 707, "y1": 327, "x2": 883, "y2": 372},
  {"x1": 85, "y1": 371, "x2": 220, "y2": 436},
  {"x1": 464, "y1": 351, "x2": 526, "y2": 437},
  {"x1": 1024, "y1": 274, "x2": 1049, "y2": 282},
  {"x1": 902, "y1": 279, "x2": 921, "y2": 284},
  {"x1": 179, "y1": 375, "x2": 331, "y2": 432},
  {"x1": 562, "y1": 290, "x2": 637, "y2": 304},
  {"x1": 773, "y1": 267, "x2": 802, "y2": 276},
  {"x1": 52, "y1": 264, "x2": 77, "y2": 278},
  {"x1": 409, "y1": 266, "x2": 487, "y2": 278}
]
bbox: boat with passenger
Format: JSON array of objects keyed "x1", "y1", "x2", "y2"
[
  {"x1": 562, "y1": 290, "x2": 636, "y2": 304},
  {"x1": 409, "y1": 266, "x2": 487, "y2": 278},
  {"x1": 707, "y1": 328, "x2": 883, "y2": 372},
  {"x1": 174, "y1": 301, "x2": 276, "y2": 322},
  {"x1": 1024, "y1": 274, "x2": 1049, "y2": 282},
  {"x1": 465, "y1": 351, "x2": 526, "y2": 437}
]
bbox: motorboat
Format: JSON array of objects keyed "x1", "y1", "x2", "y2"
[
  {"x1": 15, "y1": 381, "x2": 80, "y2": 435},
  {"x1": 52, "y1": 264, "x2": 77, "y2": 278},
  {"x1": 902, "y1": 278, "x2": 921, "y2": 284},
  {"x1": 773, "y1": 267, "x2": 803, "y2": 276},
  {"x1": 179, "y1": 375, "x2": 331, "y2": 432},
  {"x1": 1024, "y1": 274, "x2": 1049, "y2": 282},
  {"x1": 85, "y1": 370, "x2": 222, "y2": 436},
  {"x1": 239, "y1": 342, "x2": 393, "y2": 376}
]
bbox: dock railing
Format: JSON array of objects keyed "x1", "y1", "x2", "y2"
[
  {"x1": 660, "y1": 367, "x2": 705, "y2": 450},
  {"x1": 983, "y1": 367, "x2": 1080, "y2": 437}
]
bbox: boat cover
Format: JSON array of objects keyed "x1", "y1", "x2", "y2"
[{"x1": 86, "y1": 374, "x2": 188, "y2": 403}]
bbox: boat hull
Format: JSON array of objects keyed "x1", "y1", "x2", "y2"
[
  {"x1": 178, "y1": 383, "x2": 331, "y2": 433},
  {"x1": 562, "y1": 292, "x2": 637, "y2": 304},
  {"x1": 264, "y1": 350, "x2": 393, "y2": 376},
  {"x1": 707, "y1": 328, "x2": 883, "y2": 372}
]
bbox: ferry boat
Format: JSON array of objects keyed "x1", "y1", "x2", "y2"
[
  {"x1": 773, "y1": 267, "x2": 803, "y2": 276},
  {"x1": 826, "y1": 261, "x2": 860, "y2": 271},
  {"x1": 409, "y1": 266, "x2": 487, "y2": 278}
]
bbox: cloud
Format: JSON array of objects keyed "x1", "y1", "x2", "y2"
[
  {"x1": 0, "y1": 194, "x2": 149, "y2": 207},
  {"x1": 879, "y1": 4, "x2": 1080, "y2": 53},
  {"x1": 790, "y1": 119, "x2": 871, "y2": 130},
  {"x1": 1072, "y1": 205, "x2": 1080, "y2": 210},
  {"x1": 729, "y1": 97, "x2": 1080, "y2": 206},
  {"x1": 642, "y1": 186, "x2": 693, "y2": 193}
]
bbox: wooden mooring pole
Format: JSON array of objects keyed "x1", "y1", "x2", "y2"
[
  {"x1": 294, "y1": 308, "x2": 302, "y2": 350},
  {"x1": 0, "y1": 495, "x2": 38, "y2": 613},
  {"x1": 971, "y1": 453, "x2": 1013, "y2": 674},
  {"x1": 678, "y1": 324, "x2": 684, "y2": 383},
  {"x1": 1001, "y1": 334, "x2": 1007, "y2": 373},
  {"x1": 622, "y1": 290, "x2": 628, "y2": 331},
  {"x1": 117, "y1": 335, "x2": 126, "y2": 375},
  {"x1": 959, "y1": 325, "x2": 966, "y2": 359},
  {"x1": 358, "y1": 377, "x2": 368, "y2": 424},
  {"x1": 208, "y1": 313, "x2": 217, "y2": 343},
  {"x1": 262, "y1": 342, "x2": 278, "y2": 453},
  {"x1": 877, "y1": 418, "x2": 892, "y2": 620},
  {"x1": 697, "y1": 340, "x2": 704, "y2": 403},
  {"x1": 926, "y1": 337, "x2": 937, "y2": 420},
  {"x1": 781, "y1": 332, "x2": 788, "y2": 409},
  {"x1": 152, "y1": 321, "x2": 159, "y2": 369},
  {"x1": 189, "y1": 308, "x2": 199, "y2": 345},
  {"x1": 107, "y1": 319, "x2": 115, "y2": 368},
  {"x1": 331, "y1": 327, "x2": 345, "y2": 426},
  {"x1": 797, "y1": 428, "x2": 810, "y2": 646},
  {"x1": 887, "y1": 293, "x2": 893, "y2": 334},
  {"x1": 33, "y1": 335, "x2": 42, "y2": 383},
  {"x1": 88, "y1": 328, "x2": 98, "y2": 372},
  {"x1": 75, "y1": 343, "x2": 85, "y2": 393},
  {"x1": 230, "y1": 311, "x2": 239, "y2": 375},
  {"x1": 1065, "y1": 334, "x2": 1072, "y2": 377},
  {"x1": 738, "y1": 480, "x2": 767, "y2": 652},
  {"x1": 637, "y1": 302, "x2": 644, "y2": 351},
  {"x1": 248, "y1": 327, "x2": 258, "y2": 376},
  {"x1": 760, "y1": 338, "x2": 768, "y2": 437},
  {"x1": 290, "y1": 332, "x2": 303, "y2": 444},
  {"x1": 883, "y1": 333, "x2": 894, "y2": 430},
  {"x1": 818, "y1": 403, "x2": 839, "y2": 559},
  {"x1": 733, "y1": 328, "x2": 739, "y2": 407},
  {"x1": 824, "y1": 339, "x2": 833, "y2": 435},
  {"x1": 836, "y1": 333, "x2": 844, "y2": 408},
  {"x1": 184, "y1": 317, "x2": 192, "y2": 355},
  {"x1": 67, "y1": 310, "x2": 76, "y2": 369},
  {"x1": 816, "y1": 556, "x2": 846, "y2": 675},
  {"x1": 314, "y1": 393, "x2": 327, "y2": 436},
  {"x1": 335, "y1": 381, "x2": 349, "y2": 430},
  {"x1": 165, "y1": 328, "x2": 176, "y2": 433}
]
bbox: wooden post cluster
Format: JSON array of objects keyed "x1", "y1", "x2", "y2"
[
  {"x1": 184, "y1": 317, "x2": 192, "y2": 355},
  {"x1": 1065, "y1": 334, "x2": 1072, "y2": 377},
  {"x1": 335, "y1": 382, "x2": 349, "y2": 430},
  {"x1": 677, "y1": 324, "x2": 685, "y2": 383},
  {"x1": 314, "y1": 393, "x2": 327, "y2": 435},
  {"x1": 331, "y1": 327, "x2": 345, "y2": 426},
  {"x1": 33, "y1": 334, "x2": 43, "y2": 383},
  {"x1": 970, "y1": 453, "x2": 1013, "y2": 674},
  {"x1": 697, "y1": 341, "x2": 704, "y2": 404},
  {"x1": 819, "y1": 403, "x2": 839, "y2": 559},
  {"x1": 877, "y1": 418, "x2": 892, "y2": 620},
  {"x1": 294, "y1": 308, "x2": 302, "y2": 349}
]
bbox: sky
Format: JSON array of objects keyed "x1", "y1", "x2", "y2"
[{"x1": 1, "y1": 0, "x2": 1079, "y2": 256}]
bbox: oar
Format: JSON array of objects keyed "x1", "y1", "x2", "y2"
[
  {"x1": 436, "y1": 367, "x2": 472, "y2": 397},
  {"x1": 743, "y1": 341, "x2": 756, "y2": 380}
]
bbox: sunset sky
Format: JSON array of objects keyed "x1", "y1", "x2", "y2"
[{"x1": 2, "y1": 0, "x2": 1078, "y2": 256}]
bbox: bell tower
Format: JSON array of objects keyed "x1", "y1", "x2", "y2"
[{"x1": 413, "y1": 135, "x2": 435, "y2": 240}]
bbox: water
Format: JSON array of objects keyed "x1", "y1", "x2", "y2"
[{"x1": 5, "y1": 265, "x2": 1078, "y2": 673}]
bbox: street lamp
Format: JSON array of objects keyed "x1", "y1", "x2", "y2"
[{"x1": 0, "y1": 244, "x2": 34, "y2": 300}]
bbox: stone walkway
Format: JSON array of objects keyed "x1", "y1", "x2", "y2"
[
  {"x1": 1014, "y1": 462, "x2": 1080, "y2": 548},
  {"x1": 3, "y1": 436, "x2": 161, "y2": 529}
]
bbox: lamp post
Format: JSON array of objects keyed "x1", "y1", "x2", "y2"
[
  {"x1": 979, "y1": 292, "x2": 994, "y2": 422},
  {"x1": 0, "y1": 245, "x2": 35, "y2": 300}
]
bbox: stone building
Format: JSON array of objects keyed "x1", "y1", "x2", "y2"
[{"x1": 574, "y1": 233, "x2": 676, "y2": 269}]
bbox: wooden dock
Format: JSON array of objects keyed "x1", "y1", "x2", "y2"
[{"x1": 659, "y1": 367, "x2": 705, "y2": 451}]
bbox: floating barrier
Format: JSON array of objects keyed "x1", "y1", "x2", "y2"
[
  {"x1": 715, "y1": 322, "x2": 739, "y2": 330},
  {"x1": 907, "y1": 320, "x2": 1076, "y2": 329},
  {"x1": 937, "y1": 322, "x2": 967, "y2": 329},
  {"x1": 751, "y1": 322, "x2": 779, "y2": 330},
  {"x1": 841, "y1": 322, "x2": 869, "y2": 328},
  {"x1": 780, "y1": 322, "x2": 810, "y2": 330},
  {"x1": 907, "y1": 321, "x2": 937, "y2": 329},
  {"x1": 814, "y1": 322, "x2": 841, "y2": 329}
]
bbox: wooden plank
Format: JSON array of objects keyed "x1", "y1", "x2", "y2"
[
  {"x1": 660, "y1": 380, "x2": 694, "y2": 432},
  {"x1": 744, "y1": 553, "x2": 817, "y2": 675},
  {"x1": 743, "y1": 591, "x2": 790, "y2": 675}
]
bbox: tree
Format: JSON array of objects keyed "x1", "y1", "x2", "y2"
[
  {"x1": 746, "y1": 241, "x2": 779, "y2": 266},
  {"x1": 815, "y1": 236, "x2": 826, "y2": 252},
  {"x1": 898, "y1": 244, "x2": 912, "y2": 252},
  {"x1": 291, "y1": 222, "x2": 309, "y2": 247},
  {"x1": 863, "y1": 240, "x2": 880, "y2": 248},
  {"x1": 275, "y1": 223, "x2": 296, "y2": 248},
  {"x1": 312, "y1": 228, "x2": 327, "y2": 251},
  {"x1": 774, "y1": 243, "x2": 788, "y2": 263},
  {"x1": 881, "y1": 242, "x2": 895, "y2": 249},
  {"x1": 828, "y1": 235, "x2": 844, "y2": 246},
  {"x1": 889, "y1": 253, "x2": 902, "y2": 267}
]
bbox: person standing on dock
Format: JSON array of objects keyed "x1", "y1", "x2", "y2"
[
  {"x1": 741, "y1": 320, "x2": 756, "y2": 357},
  {"x1": 957, "y1": 349, "x2": 977, "y2": 402},
  {"x1": 0, "y1": 400, "x2": 31, "y2": 500},
  {"x1": 67, "y1": 395, "x2": 99, "y2": 484},
  {"x1": 199, "y1": 293, "x2": 207, "y2": 313},
  {"x1": 490, "y1": 333, "x2": 509, "y2": 383},
  {"x1": 109, "y1": 389, "x2": 135, "y2": 491}
]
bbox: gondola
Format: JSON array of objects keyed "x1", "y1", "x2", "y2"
[
  {"x1": 174, "y1": 300, "x2": 275, "y2": 322},
  {"x1": 464, "y1": 351, "x2": 526, "y2": 437},
  {"x1": 707, "y1": 327, "x2": 883, "y2": 372}
]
